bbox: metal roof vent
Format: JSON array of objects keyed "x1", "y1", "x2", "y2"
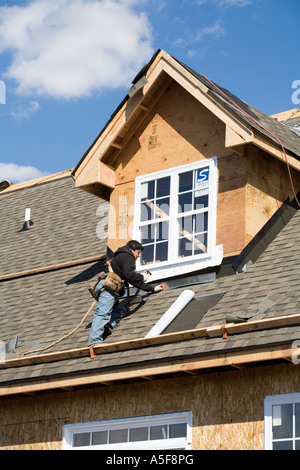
[{"x1": 0, "y1": 180, "x2": 12, "y2": 192}]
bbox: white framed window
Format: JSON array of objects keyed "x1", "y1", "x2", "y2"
[
  {"x1": 62, "y1": 412, "x2": 192, "y2": 450},
  {"x1": 133, "y1": 158, "x2": 222, "y2": 281},
  {"x1": 264, "y1": 393, "x2": 300, "y2": 450}
]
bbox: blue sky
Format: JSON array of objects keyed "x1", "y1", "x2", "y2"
[{"x1": 0, "y1": 0, "x2": 299, "y2": 183}]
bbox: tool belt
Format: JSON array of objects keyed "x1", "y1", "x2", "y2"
[
  {"x1": 103, "y1": 272, "x2": 125, "y2": 296},
  {"x1": 88, "y1": 261, "x2": 125, "y2": 300}
]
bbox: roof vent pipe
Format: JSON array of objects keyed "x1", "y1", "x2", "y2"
[
  {"x1": 145, "y1": 289, "x2": 195, "y2": 338},
  {"x1": 19, "y1": 208, "x2": 33, "y2": 231}
]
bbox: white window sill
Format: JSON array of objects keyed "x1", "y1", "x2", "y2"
[{"x1": 137, "y1": 244, "x2": 223, "y2": 283}]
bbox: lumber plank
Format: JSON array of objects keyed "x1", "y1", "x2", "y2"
[
  {"x1": 0, "y1": 343, "x2": 295, "y2": 397},
  {"x1": 1, "y1": 313, "x2": 300, "y2": 371},
  {"x1": 206, "y1": 314, "x2": 300, "y2": 338},
  {"x1": 0, "y1": 256, "x2": 105, "y2": 281}
]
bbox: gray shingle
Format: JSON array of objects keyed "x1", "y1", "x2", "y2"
[
  {"x1": 176, "y1": 58, "x2": 300, "y2": 159},
  {"x1": 0, "y1": 176, "x2": 109, "y2": 276},
  {"x1": 0, "y1": 173, "x2": 300, "y2": 387}
]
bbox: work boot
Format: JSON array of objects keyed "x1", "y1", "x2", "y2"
[{"x1": 104, "y1": 323, "x2": 113, "y2": 336}]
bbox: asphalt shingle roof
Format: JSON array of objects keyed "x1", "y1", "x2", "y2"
[
  {"x1": 177, "y1": 59, "x2": 300, "y2": 159},
  {"x1": 0, "y1": 174, "x2": 299, "y2": 386},
  {"x1": 0, "y1": 176, "x2": 108, "y2": 276},
  {"x1": 1, "y1": 48, "x2": 300, "y2": 387}
]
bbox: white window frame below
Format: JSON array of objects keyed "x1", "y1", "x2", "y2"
[
  {"x1": 62, "y1": 411, "x2": 192, "y2": 450},
  {"x1": 133, "y1": 158, "x2": 223, "y2": 282},
  {"x1": 264, "y1": 393, "x2": 300, "y2": 450}
]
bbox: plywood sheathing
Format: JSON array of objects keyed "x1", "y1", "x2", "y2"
[
  {"x1": 1, "y1": 363, "x2": 300, "y2": 450},
  {"x1": 107, "y1": 81, "x2": 245, "y2": 254},
  {"x1": 245, "y1": 145, "x2": 300, "y2": 245}
]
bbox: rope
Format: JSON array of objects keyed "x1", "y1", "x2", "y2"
[{"x1": 23, "y1": 299, "x2": 96, "y2": 356}]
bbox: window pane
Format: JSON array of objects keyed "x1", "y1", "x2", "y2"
[
  {"x1": 92, "y1": 431, "x2": 108, "y2": 445},
  {"x1": 141, "y1": 201, "x2": 153, "y2": 222},
  {"x1": 178, "y1": 233, "x2": 207, "y2": 257},
  {"x1": 179, "y1": 214, "x2": 208, "y2": 237},
  {"x1": 141, "y1": 180, "x2": 155, "y2": 200},
  {"x1": 150, "y1": 425, "x2": 168, "y2": 440},
  {"x1": 194, "y1": 193, "x2": 208, "y2": 210},
  {"x1": 178, "y1": 192, "x2": 192, "y2": 213},
  {"x1": 273, "y1": 440, "x2": 293, "y2": 450},
  {"x1": 155, "y1": 198, "x2": 170, "y2": 218},
  {"x1": 73, "y1": 433, "x2": 90, "y2": 447},
  {"x1": 178, "y1": 237, "x2": 193, "y2": 258},
  {"x1": 169, "y1": 423, "x2": 187, "y2": 439},
  {"x1": 272, "y1": 404, "x2": 293, "y2": 439},
  {"x1": 194, "y1": 233, "x2": 207, "y2": 255},
  {"x1": 140, "y1": 244, "x2": 154, "y2": 265},
  {"x1": 157, "y1": 222, "x2": 169, "y2": 242},
  {"x1": 109, "y1": 428, "x2": 128, "y2": 444},
  {"x1": 179, "y1": 171, "x2": 193, "y2": 193},
  {"x1": 141, "y1": 225, "x2": 154, "y2": 244},
  {"x1": 156, "y1": 177, "x2": 170, "y2": 198},
  {"x1": 296, "y1": 440, "x2": 300, "y2": 450},
  {"x1": 155, "y1": 242, "x2": 168, "y2": 262},
  {"x1": 296, "y1": 404, "x2": 300, "y2": 437},
  {"x1": 179, "y1": 215, "x2": 193, "y2": 236},
  {"x1": 129, "y1": 427, "x2": 148, "y2": 442},
  {"x1": 195, "y1": 213, "x2": 208, "y2": 234}
]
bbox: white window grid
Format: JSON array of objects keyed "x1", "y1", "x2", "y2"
[
  {"x1": 133, "y1": 158, "x2": 218, "y2": 278},
  {"x1": 62, "y1": 412, "x2": 192, "y2": 450},
  {"x1": 264, "y1": 393, "x2": 300, "y2": 450}
]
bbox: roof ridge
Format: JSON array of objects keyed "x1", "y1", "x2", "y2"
[{"x1": 0, "y1": 169, "x2": 73, "y2": 198}]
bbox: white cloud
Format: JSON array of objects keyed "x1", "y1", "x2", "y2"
[
  {"x1": 173, "y1": 21, "x2": 225, "y2": 49},
  {"x1": 0, "y1": 0, "x2": 153, "y2": 99},
  {"x1": 195, "y1": 23, "x2": 226, "y2": 41},
  {"x1": 10, "y1": 101, "x2": 40, "y2": 120},
  {"x1": 194, "y1": 0, "x2": 252, "y2": 6},
  {"x1": 0, "y1": 162, "x2": 48, "y2": 183},
  {"x1": 218, "y1": 0, "x2": 252, "y2": 6}
]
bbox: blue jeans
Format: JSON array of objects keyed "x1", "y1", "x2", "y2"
[{"x1": 88, "y1": 279, "x2": 127, "y2": 345}]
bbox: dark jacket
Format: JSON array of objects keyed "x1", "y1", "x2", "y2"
[{"x1": 109, "y1": 246, "x2": 154, "y2": 293}]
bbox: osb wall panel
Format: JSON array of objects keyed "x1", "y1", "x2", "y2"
[
  {"x1": 1, "y1": 363, "x2": 299, "y2": 450},
  {"x1": 107, "y1": 80, "x2": 246, "y2": 256},
  {"x1": 245, "y1": 145, "x2": 300, "y2": 243}
]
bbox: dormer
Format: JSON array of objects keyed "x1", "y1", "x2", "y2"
[{"x1": 72, "y1": 50, "x2": 300, "y2": 282}]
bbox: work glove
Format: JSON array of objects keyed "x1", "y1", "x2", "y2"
[
  {"x1": 143, "y1": 270, "x2": 151, "y2": 282},
  {"x1": 154, "y1": 284, "x2": 166, "y2": 292}
]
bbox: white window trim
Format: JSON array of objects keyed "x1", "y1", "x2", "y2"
[
  {"x1": 62, "y1": 411, "x2": 192, "y2": 450},
  {"x1": 133, "y1": 158, "x2": 223, "y2": 282},
  {"x1": 264, "y1": 393, "x2": 300, "y2": 450}
]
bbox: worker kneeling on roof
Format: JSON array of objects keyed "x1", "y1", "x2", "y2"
[{"x1": 88, "y1": 240, "x2": 165, "y2": 348}]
